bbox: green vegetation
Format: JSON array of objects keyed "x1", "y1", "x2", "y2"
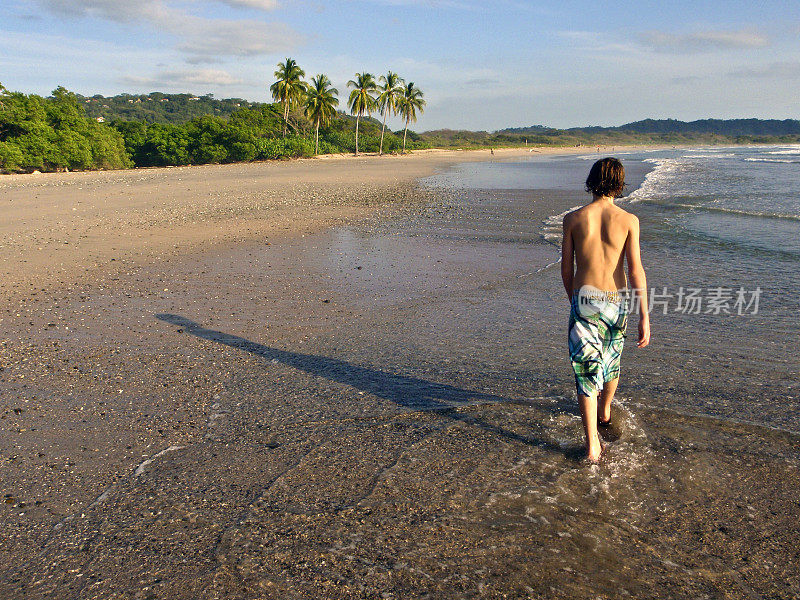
[
  {"x1": 0, "y1": 84, "x2": 131, "y2": 172},
  {"x1": 304, "y1": 74, "x2": 339, "y2": 155},
  {"x1": 78, "y1": 92, "x2": 253, "y2": 124},
  {"x1": 418, "y1": 127, "x2": 800, "y2": 150},
  {"x1": 0, "y1": 61, "x2": 431, "y2": 172},
  {"x1": 270, "y1": 58, "x2": 308, "y2": 138},
  {"x1": 582, "y1": 118, "x2": 800, "y2": 136},
  {"x1": 423, "y1": 119, "x2": 800, "y2": 149}
]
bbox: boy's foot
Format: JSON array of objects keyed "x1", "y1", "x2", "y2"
[
  {"x1": 598, "y1": 417, "x2": 612, "y2": 427},
  {"x1": 587, "y1": 434, "x2": 605, "y2": 463}
]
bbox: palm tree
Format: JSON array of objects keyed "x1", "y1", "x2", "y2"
[
  {"x1": 346, "y1": 72, "x2": 377, "y2": 156},
  {"x1": 376, "y1": 71, "x2": 404, "y2": 156},
  {"x1": 270, "y1": 58, "x2": 307, "y2": 137},
  {"x1": 304, "y1": 74, "x2": 339, "y2": 156},
  {"x1": 398, "y1": 82, "x2": 426, "y2": 154}
]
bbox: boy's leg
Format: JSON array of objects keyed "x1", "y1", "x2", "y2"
[
  {"x1": 569, "y1": 302, "x2": 606, "y2": 461},
  {"x1": 578, "y1": 392, "x2": 603, "y2": 462},
  {"x1": 599, "y1": 377, "x2": 619, "y2": 423},
  {"x1": 599, "y1": 304, "x2": 626, "y2": 424}
]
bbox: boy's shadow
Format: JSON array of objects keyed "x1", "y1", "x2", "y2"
[{"x1": 156, "y1": 314, "x2": 581, "y2": 457}]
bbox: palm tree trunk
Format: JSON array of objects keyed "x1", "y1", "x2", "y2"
[
  {"x1": 402, "y1": 120, "x2": 409, "y2": 154},
  {"x1": 315, "y1": 121, "x2": 320, "y2": 156},
  {"x1": 282, "y1": 101, "x2": 289, "y2": 137},
  {"x1": 379, "y1": 107, "x2": 387, "y2": 156},
  {"x1": 355, "y1": 112, "x2": 360, "y2": 156}
]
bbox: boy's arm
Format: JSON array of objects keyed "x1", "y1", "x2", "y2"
[
  {"x1": 625, "y1": 215, "x2": 650, "y2": 348},
  {"x1": 561, "y1": 215, "x2": 574, "y2": 300}
]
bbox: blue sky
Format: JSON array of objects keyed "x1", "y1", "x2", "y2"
[{"x1": 1, "y1": 0, "x2": 798, "y2": 130}]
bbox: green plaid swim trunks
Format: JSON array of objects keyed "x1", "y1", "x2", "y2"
[{"x1": 568, "y1": 289, "x2": 629, "y2": 397}]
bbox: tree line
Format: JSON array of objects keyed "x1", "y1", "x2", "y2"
[{"x1": 0, "y1": 60, "x2": 427, "y2": 173}]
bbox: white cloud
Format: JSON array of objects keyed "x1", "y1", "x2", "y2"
[
  {"x1": 122, "y1": 68, "x2": 244, "y2": 88},
  {"x1": 34, "y1": 0, "x2": 300, "y2": 59},
  {"x1": 464, "y1": 77, "x2": 500, "y2": 87},
  {"x1": 34, "y1": 0, "x2": 168, "y2": 23},
  {"x1": 640, "y1": 29, "x2": 769, "y2": 52},
  {"x1": 0, "y1": 29, "x2": 169, "y2": 94},
  {"x1": 176, "y1": 17, "x2": 299, "y2": 59},
  {"x1": 218, "y1": 0, "x2": 279, "y2": 9},
  {"x1": 36, "y1": 0, "x2": 281, "y2": 18},
  {"x1": 554, "y1": 30, "x2": 641, "y2": 54},
  {"x1": 358, "y1": 0, "x2": 474, "y2": 8}
]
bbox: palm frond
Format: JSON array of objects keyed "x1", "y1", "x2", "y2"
[
  {"x1": 377, "y1": 71, "x2": 404, "y2": 115},
  {"x1": 304, "y1": 73, "x2": 339, "y2": 126},
  {"x1": 270, "y1": 57, "x2": 307, "y2": 108},
  {"x1": 346, "y1": 72, "x2": 378, "y2": 116}
]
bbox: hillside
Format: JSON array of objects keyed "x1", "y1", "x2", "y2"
[
  {"x1": 0, "y1": 86, "x2": 422, "y2": 173},
  {"x1": 78, "y1": 92, "x2": 257, "y2": 124},
  {"x1": 497, "y1": 118, "x2": 800, "y2": 137},
  {"x1": 3, "y1": 85, "x2": 799, "y2": 173},
  {"x1": 77, "y1": 92, "x2": 386, "y2": 132},
  {"x1": 429, "y1": 118, "x2": 800, "y2": 149},
  {"x1": 612, "y1": 118, "x2": 800, "y2": 136},
  {"x1": 75, "y1": 94, "x2": 800, "y2": 138}
]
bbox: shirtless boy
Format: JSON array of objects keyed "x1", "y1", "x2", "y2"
[{"x1": 561, "y1": 158, "x2": 650, "y2": 463}]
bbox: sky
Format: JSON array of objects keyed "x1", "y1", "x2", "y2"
[{"x1": 1, "y1": 0, "x2": 799, "y2": 131}]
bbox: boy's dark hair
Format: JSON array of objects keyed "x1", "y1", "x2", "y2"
[{"x1": 585, "y1": 157, "x2": 625, "y2": 198}]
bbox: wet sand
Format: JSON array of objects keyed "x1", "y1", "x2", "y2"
[{"x1": 1, "y1": 148, "x2": 798, "y2": 599}]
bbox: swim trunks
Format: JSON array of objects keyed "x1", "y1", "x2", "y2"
[{"x1": 568, "y1": 289, "x2": 629, "y2": 397}]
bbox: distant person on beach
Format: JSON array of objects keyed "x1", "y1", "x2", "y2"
[{"x1": 561, "y1": 158, "x2": 650, "y2": 462}]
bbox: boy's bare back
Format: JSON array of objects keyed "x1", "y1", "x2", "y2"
[{"x1": 562, "y1": 201, "x2": 639, "y2": 293}]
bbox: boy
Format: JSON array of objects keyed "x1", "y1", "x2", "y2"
[{"x1": 561, "y1": 158, "x2": 650, "y2": 463}]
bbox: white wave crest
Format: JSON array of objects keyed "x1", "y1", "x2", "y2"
[
  {"x1": 667, "y1": 202, "x2": 800, "y2": 221},
  {"x1": 626, "y1": 158, "x2": 686, "y2": 203},
  {"x1": 767, "y1": 148, "x2": 800, "y2": 155},
  {"x1": 542, "y1": 205, "x2": 582, "y2": 244},
  {"x1": 683, "y1": 147, "x2": 737, "y2": 153},
  {"x1": 683, "y1": 153, "x2": 736, "y2": 159},
  {"x1": 744, "y1": 158, "x2": 800, "y2": 164}
]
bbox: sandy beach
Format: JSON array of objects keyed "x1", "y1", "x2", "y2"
[{"x1": 2, "y1": 146, "x2": 798, "y2": 599}]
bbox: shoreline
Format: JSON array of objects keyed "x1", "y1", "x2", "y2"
[
  {"x1": 0, "y1": 140, "x2": 785, "y2": 181},
  {"x1": 0, "y1": 144, "x2": 673, "y2": 309}
]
